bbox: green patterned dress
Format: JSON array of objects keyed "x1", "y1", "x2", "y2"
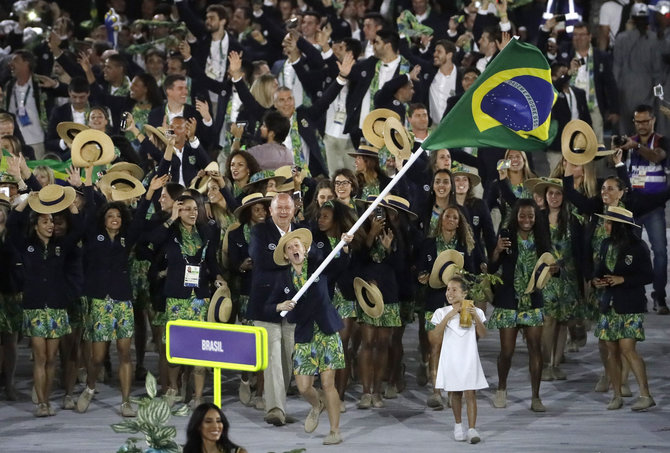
[
  {"x1": 543, "y1": 223, "x2": 579, "y2": 322},
  {"x1": 361, "y1": 180, "x2": 380, "y2": 199},
  {"x1": 291, "y1": 260, "x2": 345, "y2": 375},
  {"x1": 487, "y1": 232, "x2": 544, "y2": 328},
  {"x1": 595, "y1": 243, "x2": 645, "y2": 341},
  {"x1": 328, "y1": 237, "x2": 357, "y2": 319},
  {"x1": 357, "y1": 238, "x2": 402, "y2": 327}
]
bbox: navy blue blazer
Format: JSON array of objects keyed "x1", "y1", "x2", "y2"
[
  {"x1": 270, "y1": 259, "x2": 343, "y2": 344},
  {"x1": 595, "y1": 237, "x2": 652, "y2": 314},
  {"x1": 45, "y1": 103, "x2": 75, "y2": 156},
  {"x1": 147, "y1": 103, "x2": 214, "y2": 150}
]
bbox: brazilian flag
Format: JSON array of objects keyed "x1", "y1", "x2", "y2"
[
  {"x1": 423, "y1": 38, "x2": 558, "y2": 153},
  {"x1": 1, "y1": 150, "x2": 73, "y2": 183}
]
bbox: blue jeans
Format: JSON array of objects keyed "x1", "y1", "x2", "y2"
[{"x1": 637, "y1": 206, "x2": 668, "y2": 305}]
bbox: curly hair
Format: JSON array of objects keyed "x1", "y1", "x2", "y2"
[{"x1": 433, "y1": 205, "x2": 475, "y2": 254}]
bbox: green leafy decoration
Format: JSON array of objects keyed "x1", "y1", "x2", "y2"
[
  {"x1": 111, "y1": 421, "x2": 141, "y2": 434},
  {"x1": 145, "y1": 371, "x2": 157, "y2": 399}
]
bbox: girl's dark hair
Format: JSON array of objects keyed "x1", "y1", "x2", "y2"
[
  {"x1": 179, "y1": 192, "x2": 208, "y2": 225},
  {"x1": 27, "y1": 211, "x2": 52, "y2": 241},
  {"x1": 135, "y1": 72, "x2": 164, "y2": 108},
  {"x1": 447, "y1": 275, "x2": 469, "y2": 292},
  {"x1": 430, "y1": 168, "x2": 455, "y2": 202},
  {"x1": 97, "y1": 202, "x2": 131, "y2": 233},
  {"x1": 239, "y1": 200, "x2": 269, "y2": 225},
  {"x1": 164, "y1": 182, "x2": 185, "y2": 201},
  {"x1": 355, "y1": 155, "x2": 385, "y2": 188},
  {"x1": 508, "y1": 198, "x2": 551, "y2": 255},
  {"x1": 542, "y1": 186, "x2": 569, "y2": 238},
  {"x1": 304, "y1": 179, "x2": 334, "y2": 221},
  {"x1": 609, "y1": 220, "x2": 636, "y2": 249},
  {"x1": 183, "y1": 403, "x2": 241, "y2": 453},
  {"x1": 224, "y1": 150, "x2": 261, "y2": 186},
  {"x1": 603, "y1": 176, "x2": 627, "y2": 193},
  {"x1": 318, "y1": 200, "x2": 363, "y2": 251}
]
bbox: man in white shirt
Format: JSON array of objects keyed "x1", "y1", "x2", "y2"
[
  {"x1": 429, "y1": 40, "x2": 458, "y2": 125},
  {"x1": 5, "y1": 51, "x2": 47, "y2": 159},
  {"x1": 361, "y1": 13, "x2": 384, "y2": 59},
  {"x1": 475, "y1": 27, "x2": 500, "y2": 74}
]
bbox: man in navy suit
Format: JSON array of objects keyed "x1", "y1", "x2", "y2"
[{"x1": 158, "y1": 116, "x2": 211, "y2": 188}]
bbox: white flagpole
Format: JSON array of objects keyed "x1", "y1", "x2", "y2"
[{"x1": 281, "y1": 145, "x2": 427, "y2": 317}]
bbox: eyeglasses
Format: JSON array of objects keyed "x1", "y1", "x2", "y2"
[{"x1": 334, "y1": 180, "x2": 351, "y2": 186}]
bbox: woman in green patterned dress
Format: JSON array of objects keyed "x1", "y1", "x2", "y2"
[
  {"x1": 487, "y1": 198, "x2": 553, "y2": 412},
  {"x1": 537, "y1": 179, "x2": 580, "y2": 382},
  {"x1": 592, "y1": 207, "x2": 655, "y2": 411},
  {"x1": 486, "y1": 149, "x2": 536, "y2": 229}
]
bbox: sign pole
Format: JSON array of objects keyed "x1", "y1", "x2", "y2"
[
  {"x1": 213, "y1": 368, "x2": 222, "y2": 408},
  {"x1": 281, "y1": 146, "x2": 427, "y2": 316}
]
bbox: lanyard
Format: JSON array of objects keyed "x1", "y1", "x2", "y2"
[
  {"x1": 14, "y1": 83, "x2": 31, "y2": 109},
  {"x1": 177, "y1": 239, "x2": 209, "y2": 266}
]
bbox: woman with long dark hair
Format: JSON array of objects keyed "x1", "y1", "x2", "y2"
[
  {"x1": 221, "y1": 150, "x2": 262, "y2": 211},
  {"x1": 486, "y1": 149, "x2": 537, "y2": 229},
  {"x1": 592, "y1": 207, "x2": 655, "y2": 411},
  {"x1": 419, "y1": 169, "x2": 455, "y2": 237},
  {"x1": 183, "y1": 402, "x2": 246, "y2": 453},
  {"x1": 487, "y1": 198, "x2": 553, "y2": 412},
  {"x1": 332, "y1": 168, "x2": 359, "y2": 209},
  {"x1": 349, "y1": 146, "x2": 391, "y2": 199},
  {"x1": 76, "y1": 166, "x2": 150, "y2": 417},
  {"x1": 417, "y1": 205, "x2": 475, "y2": 410},
  {"x1": 314, "y1": 200, "x2": 361, "y2": 409}
]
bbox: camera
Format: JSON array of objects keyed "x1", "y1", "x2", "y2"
[
  {"x1": 120, "y1": 112, "x2": 129, "y2": 130},
  {"x1": 374, "y1": 206, "x2": 386, "y2": 221},
  {"x1": 499, "y1": 228, "x2": 512, "y2": 255},
  {"x1": 612, "y1": 135, "x2": 628, "y2": 147},
  {"x1": 236, "y1": 121, "x2": 247, "y2": 128},
  {"x1": 165, "y1": 129, "x2": 175, "y2": 137},
  {"x1": 496, "y1": 159, "x2": 511, "y2": 170},
  {"x1": 575, "y1": 57, "x2": 586, "y2": 66},
  {"x1": 554, "y1": 14, "x2": 566, "y2": 23},
  {"x1": 292, "y1": 190, "x2": 302, "y2": 202},
  {"x1": 653, "y1": 84, "x2": 664, "y2": 99},
  {"x1": 286, "y1": 17, "x2": 299, "y2": 30}
]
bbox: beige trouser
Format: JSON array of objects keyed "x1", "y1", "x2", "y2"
[
  {"x1": 254, "y1": 319, "x2": 295, "y2": 415},
  {"x1": 324, "y1": 134, "x2": 356, "y2": 175}
]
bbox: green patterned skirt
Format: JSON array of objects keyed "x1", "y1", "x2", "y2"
[
  {"x1": 88, "y1": 297, "x2": 135, "y2": 342},
  {"x1": 0, "y1": 293, "x2": 22, "y2": 333},
  {"x1": 166, "y1": 296, "x2": 209, "y2": 322},
  {"x1": 399, "y1": 298, "x2": 415, "y2": 325},
  {"x1": 237, "y1": 294, "x2": 253, "y2": 325},
  {"x1": 293, "y1": 325, "x2": 345, "y2": 376},
  {"x1": 332, "y1": 286, "x2": 357, "y2": 319},
  {"x1": 486, "y1": 307, "x2": 544, "y2": 329},
  {"x1": 595, "y1": 309, "x2": 645, "y2": 342},
  {"x1": 424, "y1": 309, "x2": 439, "y2": 332},
  {"x1": 23, "y1": 308, "x2": 71, "y2": 339},
  {"x1": 130, "y1": 259, "x2": 152, "y2": 310},
  {"x1": 358, "y1": 302, "x2": 402, "y2": 327}
]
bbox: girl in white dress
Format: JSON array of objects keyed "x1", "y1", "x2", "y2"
[{"x1": 431, "y1": 276, "x2": 488, "y2": 444}]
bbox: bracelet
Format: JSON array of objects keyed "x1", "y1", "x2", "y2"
[
  {"x1": 164, "y1": 218, "x2": 175, "y2": 228},
  {"x1": 233, "y1": 137, "x2": 241, "y2": 142}
]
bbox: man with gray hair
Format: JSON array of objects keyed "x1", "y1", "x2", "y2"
[{"x1": 246, "y1": 193, "x2": 303, "y2": 426}]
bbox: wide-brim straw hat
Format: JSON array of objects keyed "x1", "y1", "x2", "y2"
[
  {"x1": 144, "y1": 124, "x2": 169, "y2": 147},
  {"x1": 273, "y1": 165, "x2": 307, "y2": 193},
  {"x1": 273, "y1": 228, "x2": 313, "y2": 266},
  {"x1": 596, "y1": 144, "x2": 618, "y2": 158},
  {"x1": 71, "y1": 129, "x2": 115, "y2": 168},
  {"x1": 107, "y1": 162, "x2": 145, "y2": 181},
  {"x1": 384, "y1": 194, "x2": 417, "y2": 219},
  {"x1": 57, "y1": 122, "x2": 89, "y2": 147},
  {"x1": 347, "y1": 144, "x2": 380, "y2": 159},
  {"x1": 595, "y1": 206, "x2": 640, "y2": 228},
  {"x1": 429, "y1": 249, "x2": 465, "y2": 289},
  {"x1": 189, "y1": 161, "x2": 221, "y2": 194},
  {"x1": 362, "y1": 108, "x2": 401, "y2": 149},
  {"x1": 524, "y1": 252, "x2": 557, "y2": 294},
  {"x1": 233, "y1": 192, "x2": 272, "y2": 218},
  {"x1": 533, "y1": 177, "x2": 563, "y2": 195},
  {"x1": 354, "y1": 277, "x2": 384, "y2": 319},
  {"x1": 383, "y1": 116, "x2": 412, "y2": 161},
  {"x1": 0, "y1": 192, "x2": 10, "y2": 207},
  {"x1": 207, "y1": 284, "x2": 233, "y2": 323},
  {"x1": 98, "y1": 172, "x2": 146, "y2": 201},
  {"x1": 354, "y1": 194, "x2": 397, "y2": 215},
  {"x1": 28, "y1": 184, "x2": 76, "y2": 214},
  {"x1": 561, "y1": 120, "x2": 598, "y2": 165},
  {"x1": 451, "y1": 164, "x2": 481, "y2": 188}
]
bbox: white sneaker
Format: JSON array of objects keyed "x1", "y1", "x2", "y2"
[
  {"x1": 454, "y1": 423, "x2": 466, "y2": 442},
  {"x1": 467, "y1": 428, "x2": 481, "y2": 444},
  {"x1": 76, "y1": 387, "x2": 95, "y2": 413}
]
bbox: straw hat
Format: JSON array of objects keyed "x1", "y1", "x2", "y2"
[
  {"x1": 97, "y1": 172, "x2": 146, "y2": 201},
  {"x1": 429, "y1": 249, "x2": 465, "y2": 289},
  {"x1": 189, "y1": 161, "x2": 221, "y2": 194},
  {"x1": 273, "y1": 228, "x2": 313, "y2": 266},
  {"x1": 0, "y1": 192, "x2": 11, "y2": 207},
  {"x1": 524, "y1": 252, "x2": 557, "y2": 294},
  {"x1": 71, "y1": 129, "x2": 116, "y2": 168},
  {"x1": 144, "y1": 124, "x2": 169, "y2": 147},
  {"x1": 533, "y1": 177, "x2": 562, "y2": 195},
  {"x1": 233, "y1": 192, "x2": 271, "y2": 218},
  {"x1": 595, "y1": 206, "x2": 640, "y2": 228},
  {"x1": 383, "y1": 116, "x2": 412, "y2": 161},
  {"x1": 353, "y1": 277, "x2": 384, "y2": 319},
  {"x1": 354, "y1": 194, "x2": 397, "y2": 215},
  {"x1": 561, "y1": 120, "x2": 598, "y2": 165},
  {"x1": 595, "y1": 144, "x2": 617, "y2": 158},
  {"x1": 56, "y1": 122, "x2": 89, "y2": 147},
  {"x1": 384, "y1": 194, "x2": 417, "y2": 219},
  {"x1": 107, "y1": 162, "x2": 145, "y2": 181},
  {"x1": 362, "y1": 108, "x2": 401, "y2": 148},
  {"x1": 207, "y1": 284, "x2": 233, "y2": 323},
  {"x1": 28, "y1": 184, "x2": 76, "y2": 214},
  {"x1": 347, "y1": 144, "x2": 380, "y2": 159},
  {"x1": 273, "y1": 165, "x2": 307, "y2": 193},
  {"x1": 451, "y1": 164, "x2": 481, "y2": 188}
]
